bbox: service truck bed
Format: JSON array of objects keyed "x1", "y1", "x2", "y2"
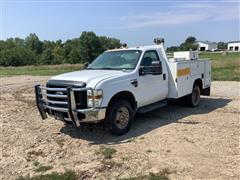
[{"x1": 167, "y1": 59, "x2": 211, "y2": 98}]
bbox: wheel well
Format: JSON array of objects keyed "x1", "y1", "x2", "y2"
[
  {"x1": 194, "y1": 79, "x2": 203, "y2": 90},
  {"x1": 108, "y1": 91, "x2": 137, "y2": 110}
]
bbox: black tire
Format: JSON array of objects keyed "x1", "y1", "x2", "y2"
[
  {"x1": 187, "y1": 84, "x2": 201, "y2": 107},
  {"x1": 106, "y1": 99, "x2": 134, "y2": 136}
]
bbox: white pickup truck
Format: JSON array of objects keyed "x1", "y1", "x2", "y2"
[{"x1": 35, "y1": 38, "x2": 211, "y2": 135}]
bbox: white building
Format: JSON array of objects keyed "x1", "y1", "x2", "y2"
[
  {"x1": 197, "y1": 41, "x2": 218, "y2": 51},
  {"x1": 228, "y1": 41, "x2": 240, "y2": 51}
]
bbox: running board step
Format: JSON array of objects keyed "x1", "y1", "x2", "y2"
[{"x1": 137, "y1": 100, "x2": 167, "y2": 114}]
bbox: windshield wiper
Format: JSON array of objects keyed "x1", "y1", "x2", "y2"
[
  {"x1": 87, "y1": 67, "x2": 114, "y2": 70},
  {"x1": 100, "y1": 67, "x2": 113, "y2": 70}
]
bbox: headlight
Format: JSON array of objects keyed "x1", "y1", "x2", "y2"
[
  {"x1": 41, "y1": 88, "x2": 47, "y2": 100},
  {"x1": 87, "y1": 89, "x2": 103, "y2": 107}
]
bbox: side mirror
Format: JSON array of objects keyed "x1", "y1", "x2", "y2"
[
  {"x1": 151, "y1": 61, "x2": 160, "y2": 66},
  {"x1": 151, "y1": 61, "x2": 162, "y2": 75},
  {"x1": 139, "y1": 61, "x2": 162, "y2": 76},
  {"x1": 84, "y1": 62, "x2": 89, "y2": 69},
  {"x1": 139, "y1": 66, "x2": 145, "y2": 76}
]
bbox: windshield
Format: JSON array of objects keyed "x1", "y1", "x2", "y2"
[{"x1": 88, "y1": 50, "x2": 142, "y2": 70}]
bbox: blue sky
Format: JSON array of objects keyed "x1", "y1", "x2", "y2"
[{"x1": 1, "y1": 0, "x2": 239, "y2": 47}]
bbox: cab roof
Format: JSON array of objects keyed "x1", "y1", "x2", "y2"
[{"x1": 106, "y1": 45, "x2": 163, "y2": 52}]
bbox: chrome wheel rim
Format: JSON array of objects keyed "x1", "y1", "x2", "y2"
[{"x1": 115, "y1": 107, "x2": 130, "y2": 129}]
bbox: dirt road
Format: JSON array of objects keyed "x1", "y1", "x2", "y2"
[{"x1": 0, "y1": 76, "x2": 239, "y2": 179}]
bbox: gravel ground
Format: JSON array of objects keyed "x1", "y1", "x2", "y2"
[{"x1": 0, "y1": 76, "x2": 239, "y2": 180}]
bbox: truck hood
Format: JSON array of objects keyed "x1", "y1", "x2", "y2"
[{"x1": 51, "y1": 69, "x2": 127, "y2": 84}]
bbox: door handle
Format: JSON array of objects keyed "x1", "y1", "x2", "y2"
[
  {"x1": 130, "y1": 79, "x2": 138, "y2": 87},
  {"x1": 163, "y1": 73, "x2": 166, "y2": 80}
]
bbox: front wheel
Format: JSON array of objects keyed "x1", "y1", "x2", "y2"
[
  {"x1": 187, "y1": 84, "x2": 201, "y2": 107},
  {"x1": 106, "y1": 99, "x2": 134, "y2": 136}
]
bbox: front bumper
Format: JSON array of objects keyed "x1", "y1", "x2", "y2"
[{"x1": 35, "y1": 85, "x2": 106, "y2": 127}]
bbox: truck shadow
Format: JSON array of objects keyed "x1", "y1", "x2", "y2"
[{"x1": 60, "y1": 97, "x2": 231, "y2": 145}]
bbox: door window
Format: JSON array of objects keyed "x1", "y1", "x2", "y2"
[{"x1": 141, "y1": 51, "x2": 160, "y2": 67}]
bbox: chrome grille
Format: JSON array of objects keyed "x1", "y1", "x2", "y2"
[{"x1": 45, "y1": 80, "x2": 87, "y2": 109}]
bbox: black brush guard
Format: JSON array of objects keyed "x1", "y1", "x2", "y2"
[{"x1": 35, "y1": 85, "x2": 98, "y2": 127}]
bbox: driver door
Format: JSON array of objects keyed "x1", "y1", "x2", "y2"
[{"x1": 136, "y1": 50, "x2": 166, "y2": 107}]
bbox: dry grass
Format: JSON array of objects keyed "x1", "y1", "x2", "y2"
[
  {"x1": 34, "y1": 165, "x2": 53, "y2": 173},
  {"x1": 96, "y1": 146, "x2": 117, "y2": 159},
  {"x1": 0, "y1": 64, "x2": 83, "y2": 77},
  {"x1": 16, "y1": 170, "x2": 76, "y2": 180}
]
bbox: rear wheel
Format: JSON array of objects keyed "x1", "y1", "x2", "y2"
[
  {"x1": 187, "y1": 84, "x2": 201, "y2": 107},
  {"x1": 106, "y1": 99, "x2": 133, "y2": 136}
]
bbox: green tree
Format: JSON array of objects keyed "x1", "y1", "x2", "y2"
[
  {"x1": 2, "y1": 38, "x2": 17, "y2": 49},
  {"x1": 179, "y1": 36, "x2": 198, "y2": 51},
  {"x1": 0, "y1": 31, "x2": 122, "y2": 66},
  {"x1": 52, "y1": 46, "x2": 65, "y2": 64},
  {"x1": 24, "y1": 33, "x2": 43, "y2": 54},
  {"x1": 63, "y1": 38, "x2": 81, "y2": 63},
  {"x1": 79, "y1": 31, "x2": 102, "y2": 63},
  {"x1": 185, "y1": 36, "x2": 196, "y2": 44},
  {"x1": 99, "y1": 36, "x2": 121, "y2": 51},
  {"x1": 0, "y1": 48, "x2": 36, "y2": 66},
  {"x1": 166, "y1": 46, "x2": 179, "y2": 52},
  {"x1": 68, "y1": 48, "x2": 82, "y2": 64},
  {"x1": 217, "y1": 42, "x2": 227, "y2": 50},
  {"x1": 13, "y1": 38, "x2": 24, "y2": 47},
  {"x1": 42, "y1": 40, "x2": 56, "y2": 50},
  {"x1": 39, "y1": 48, "x2": 54, "y2": 65}
]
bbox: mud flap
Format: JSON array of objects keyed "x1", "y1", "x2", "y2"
[
  {"x1": 201, "y1": 87, "x2": 211, "y2": 96},
  {"x1": 35, "y1": 85, "x2": 47, "y2": 119}
]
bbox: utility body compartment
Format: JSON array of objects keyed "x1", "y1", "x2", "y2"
[
  {"x1": 173, "y1": 51, "x2": 199, "y2": 60},
  {"x1": 167, "y1": 58, "x2": 211, "y2": 99}
]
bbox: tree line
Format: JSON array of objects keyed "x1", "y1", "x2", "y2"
[
  {"x1": 166, "y1": 36, "x2": 228, "y2": 52},
  {"x1": 0, "y1": 33, "x2": 229, "y2": 67},
  {"x1": 0, "y1": 31, "x2": 122, "y2": 66}
]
